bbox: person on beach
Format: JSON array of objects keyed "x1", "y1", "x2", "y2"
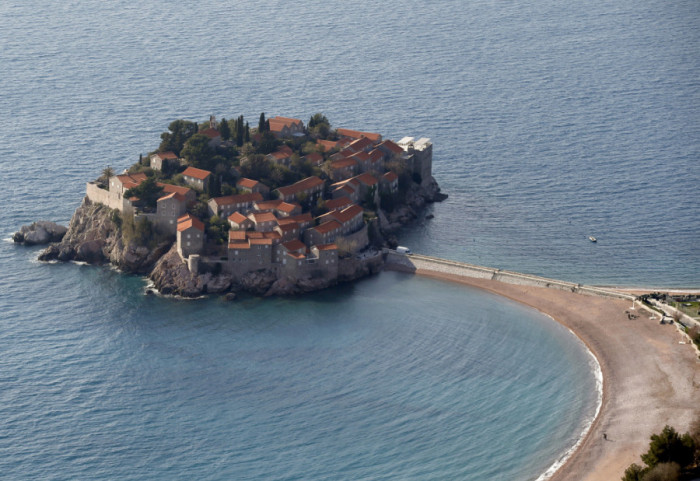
[{"x1": 603, "y1": 433, "x2": 607, "y2": 441}]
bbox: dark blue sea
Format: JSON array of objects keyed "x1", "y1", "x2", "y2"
[{"x1": 1, "y1": 0, "x2": 697, "y2": 479}]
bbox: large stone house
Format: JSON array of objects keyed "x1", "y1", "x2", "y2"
[
  {"x1": 268, "y1": 116, "x2": 305, "y2": 138},
  {"x1": 177, "y1": 214, "x2": 205, "y2": 259},
  {"x1": 274, "y1": 176, "x2": 325, "y2": 204},
  {"x1": 150, "y1": 152, "x2": 179, "y2": 171},
  {"x1": 208, "y1": 192, "x2": 263, "y2": 218}
]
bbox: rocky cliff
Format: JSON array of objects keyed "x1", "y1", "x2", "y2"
[
  {"x1": 38, "y1": 197, "x2": 170, "y2": 274},
  {"x1": 379, "y1": 176, "x2": 447, "y2": 234}
]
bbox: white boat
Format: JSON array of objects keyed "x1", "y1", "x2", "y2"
[{"x1": 588, "y1": 236, "x2": 597, "y2": 243}]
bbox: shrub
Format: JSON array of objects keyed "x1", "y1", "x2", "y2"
[
  {"x1": 641, "y1": 462, "x2": 680, "y2": 481},
  {"x1": 640, "y1": 425, "x2": 695, "y2": 469}
]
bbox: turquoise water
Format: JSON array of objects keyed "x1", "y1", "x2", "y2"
[{"x1": 1, "y1": 0, "x2": 697, "y2": 479}]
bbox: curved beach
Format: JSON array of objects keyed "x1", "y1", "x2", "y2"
[{"x1": 415, "y1": 270, "x2": 699, "y2": 481}]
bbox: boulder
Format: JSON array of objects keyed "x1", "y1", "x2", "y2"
[{"x1": 13, "y1": 221, "x2": 67, "y2": 245}]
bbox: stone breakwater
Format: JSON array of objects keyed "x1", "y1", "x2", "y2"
[{"x1": 384, "y1": 250, "x2": 636, "y2": 301}]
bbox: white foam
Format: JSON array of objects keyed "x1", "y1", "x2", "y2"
[{"x1": 535, "y1": 317, "x2": 604, "y2": 481}]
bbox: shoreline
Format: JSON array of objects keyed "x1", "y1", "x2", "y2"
[{"x1": 413, "y1": 269, "x2": 699, "y2": 481}]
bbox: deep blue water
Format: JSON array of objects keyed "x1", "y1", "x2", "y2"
[{"x1": 1, "y1": 0, "x2": 697, "y2": 479}]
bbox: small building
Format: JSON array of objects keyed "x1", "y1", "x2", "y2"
[
  {"x1": 208, "y1": 192, "x2": 264, "y2": 218},
  {"x1": 274, "y1": 176, "x2": 325, "y2": 204},
  {"x1": 275, "y1": 239, "x2": 307, "y2": 264},
  {"x1": 266, "y1": 150, "x2": 292, "y2": 166},
  {"x1": 268, "y1": 116, "x2": 305, "y2": 138},
  {"x1": 228, "y1": 211, "x2": 254, "y2": 231},
  {"x1": 304, "y1": 152, "x2": 324, "y2": 166},
  {"x1": 320, "y1": 204, "x2": 364, "y2": 235},
  {"x1": 304, "y1": 219, "x2": 342, "y2": 246},
  {"x1": 177, "y1": 214, "x2": 205, "y2": 259},
  {"x1": 158, "y1": 182, "x2": 196, "y2": 204},
  {"x1": 274, "y1": 221, "x2": 301, "y2": 243},
  {"x1": 150, "y1": 151, "x2": 180, "y2": 171},
  {"x1": 181, "y1": 166, "x2": 212, "y2": 191},
  {"x1": 198, "y1": 127, "x2": 222, "y2": 148},
  {"x1": 327, "y1": 158, "x2": 358, "y2": 181},
  {"x1": 236, "y1": 177, "x2": 270, "y2": 196},
  {"x1": 110, "y1": 172, "x2": 148, "y2": 194},
  {"x1": 248, "y1": 211, "x2": 278, "y2": 232}
]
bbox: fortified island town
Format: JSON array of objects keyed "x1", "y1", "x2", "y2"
[{"x1": 32, "y1": 114, "x2": 445, "y2": 297}]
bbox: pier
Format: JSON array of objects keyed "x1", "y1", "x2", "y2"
[{"x1": 383, "y1": 249, "x2": 636, "y2": 301}]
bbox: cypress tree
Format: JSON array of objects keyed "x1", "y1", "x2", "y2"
[{"x1": 258, "y1": 113, "x2": 266, "y2": 132}]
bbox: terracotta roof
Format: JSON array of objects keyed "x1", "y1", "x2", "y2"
[
  {"x1": 264, "y1": 231, "x2": 281, "y2": 240},
  {"x1": 351, "y1": 151, "x2": 370, "y2": 162},
  {"x1": 228, "y1": 212, "x2": 248, "y2": 224},
  {"x1": 316, "y1": 139, "x2": 339, "y2": 151},
  {"x1": 330, "y1": 158, "x2": 357, "y2": 169},
  {"x1": 268, "y1": 150, "x2": 291, "y2": 160},
  {"x1": 325, "y1": 197, "x2": 353, "y2": 210},
  {"x1": 158, "y1": 183, "x2": 193, "y2": 197},
  {"x1": 229, "y1": 230, "x2": 248, "y2": 240},
  {"x1": 355, "y1": 172, "x2": 378, "y2": 186},
  {"x1": 269, "y1": 116, "x2": 304, "y2": 132},
  {"x1": 250, "y1": 238, "x2": 275, "y2": 245},
  {"x1": 279, "y1": 145, "x2": 294, "y2": 155},
  {"x1": 382, "y1": 171, "x2": 398, "y2": 182},
  {"x1": 182, "y1": 166, "x2": 212, "y2": 180},
  {"x1": 288, "y1": 213, "x2": 313, "y2": 223},
  {"x1": 228, "y1": 241, "x2": 251, "y2": 250},
  {"x1": 276, "y1": 176, "x2": 324, "y2": 197},
  {"x1": 157, "y1": 192, "x2": 186, "y2": 202},
  {"x1": 249, "y1": 212, "x2": 277, "y2": 224},
  {"x1": 277, "y1": 201, "x2": 300, "y2": 213},
  {"x1": 330, "y1": 204, "x2": 363, "y2": 224},
  {"x1": 153, "y1": 151, "x2": 178, "y2": 160},
  {"x1": 281, "y1": 239, "x2": 306, "y2": 252},
  {"x1": 177, "y1": 214, "x2": 205, "y2": 232},
  {"x1": 305, "y1": 152, "x2": 324, "y2": 165},
  {"x1": 313, "y1": 220, "x2": 342, "y2": 235},
  {"x1": 198, "y1": 127, "x2": 220, "y2": 139},
  {"x1": 348, "y1": 137, "x2": 374, "y2": 152},
  {"x1": 336, "y1": 128, "x2": 382, "y2": 142},
  {"x1": 368, "y1": 149, "x2": 384, "y2": 162},
  {"x1": 254, "y1": 200, "x2": 283, "y2": 211},
  {"x1": 211, "y1": 192, "x2": 263, "y2": 206},
  {"x1": 236, "y1": 177, "x2": 259, "y2": 189},
  {"x1": 378, "y1": 139, "x2": 404, "y2": 155},
  {"x1": 315, "y1": 243, "x2": 337, "y2": 251},
  {"x1": 116, "y1": 172, "x2": 148, "y2": 188},
  {"x1": 276, "y1": 222, "x2": 298, "y2": 232}
]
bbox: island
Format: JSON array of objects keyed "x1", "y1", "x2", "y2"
[{"x1": 37, "y1": 113, "x2": 446, "y2": 298}]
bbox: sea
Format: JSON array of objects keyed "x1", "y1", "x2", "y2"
[{"x1": 0, "y1": 0, "x2": 697, "y2": 479}]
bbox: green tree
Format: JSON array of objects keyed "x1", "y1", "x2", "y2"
[
  {"x1": 124, "y1": 176, "x2": 163, "y2": 211},
  {"x1": 218, "y1": 117, "x2": 231, "y2": 140},
  {"x1": 181, "y1": 134, "x2": 214, "y2": 170},
  {"x1": 101, "y1": 166, "x2": 114, "y2": 183},
  {"x1": 257, "y1": 131, "x2": 279, "y2": 154},
  {"x1": 640, "y1": 426, "x2": 695, "y2": 469},
  {"x1": 308, "y1": 113, "x2": 330, "y2": 138},
  {"x1": 258, "y1": 112, "x2": 267, "y2": 132},
  {"x1": 245, "y1": 121, "x2": 250, "y2": 142},
  {"x1": 621, "y1": 463, "x2": 646, "y2": 481},
  {"x1": 158, "y1": 119, "x2": 198, "y2": 156},
  {"x1": 236, "y1": 115, "x2": 245, "y2": 147}
]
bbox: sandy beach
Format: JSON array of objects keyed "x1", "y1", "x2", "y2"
[{"x1": 415, "y1": 269, "x2": 700, "y2": 481}]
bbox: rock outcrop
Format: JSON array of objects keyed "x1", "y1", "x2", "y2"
[
  {"x1": 13, "y1": 221, "x2": 67, "y2": 245},
  {"x1": 149, "y1": 245, "x2": 204, "y2": 297},
  {"x1": 38, "y1": 197, "x2": 170, "y2": 274},
  {"x1": 379, "y1": 176, "x2": 447, "y2": 233}
]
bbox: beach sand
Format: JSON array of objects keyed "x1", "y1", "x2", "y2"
[{"x1": 415, "y1": 270, "x2": 700, "y2": 481}]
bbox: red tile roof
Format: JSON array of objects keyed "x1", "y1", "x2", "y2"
[
  {"x1": 158, "y1": 183, "x2": 193, "y2": 197},
  {"x1": 228, "y1": 242, "x2": 251, "y2": 250},
  {"x1": 336, "y1": 128, "x2": 382, "y2": 142},
  {"x1": 157, "y1": 192, "x2": 186, "y2": 202},
  {"x1": 154, "y1": 151, "x2": 178, "y2": 160},
  {"x1": 351, "y1": 151, "x2": 370, "y2": 162},
  {"x1": 313, "y1": 220, "x2": 342, "y2": 235},
  {"x1": 348, "y1": 137, "x2": 374, "y2": 152},
  {"x1": 315, "y1": 243, "x2": 337, "y2": 251},
  {"x1": 382, "y1": 171, "x2": 398, "y2": 182},
  {"x1": 198, "y1": 127, "x2": 220, "y2": 139},
  {"x1": 210, "y1": 192, "x2": 263, "y2": 206},
  {"x1": 228, "y1": 212, "x2": 248, "y2": 224},
  {"x1": 281, "y1": 239, "x2": 306, "y2": 252},
  {"x1": 268, "y1": 150, "x2": 291, "y2": 161},
  {"x1": 368, "y1": 149, "x2": 384, "y2": 162},
  {"x1": 177, "y1": 214, "x2": 205, "y2": 232},
  {"x1": 331, "y1": 204, "x2": 363, "y2": 224},
  {"x1": 229, "y1": 230, "x2": 248, "y2": 240},
  {"x1": 276, "y1": 222, "x2": 298, "y2": 233},
  {"x1": 269, "y1": 117, "x2": 304, "y2": 133},
  {"x1": 378, "y1": 139, "x2": 404, "y2": 155},
  {"x1": 276, "y1": 176, "x2": 324, "y2": 197},
  {"x1": 324, "y1": 197, "x2": 353, "y2": 210},
  {"x1": 249, "y1": 212, "x2": 277, "y2": 224},
  {"x1": 305, "y1": 152, "x2": 324, "y2": 165},
  {"x1": 316, "y1": 139, "x2": 339, "y2": 151},
  {"x1": 182, "y1": 166, "x2": 212, "y2": 180},
  {"x1": 330, "y1": 158, "x2": 357, "y2": 169},
  {"x1": 355, "y1": 172, "x2": 378, "y2": 186},
  {"x1": 236, "y1": 177, "x2": 259, "y2": 189}
]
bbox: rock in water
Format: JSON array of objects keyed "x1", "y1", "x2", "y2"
[{"x1": 13, "y1": 221, "x2": 68, "y2": 245}]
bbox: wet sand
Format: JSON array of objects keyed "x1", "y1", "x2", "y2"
[{"x1": 415, "y1": 269, "x2": 700, "y2": 481}]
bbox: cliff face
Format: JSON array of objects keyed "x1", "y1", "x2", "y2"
[
  {"x1": 38, "y1": 198, "x2": 171, "y2": 274},
  {"x1": 379, "y1": 176, "x2": 447, "y2": 233}
]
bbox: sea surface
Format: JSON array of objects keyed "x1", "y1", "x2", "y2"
[{"x1": 0, "y1": 0, "x2": 697, "y2": 479}]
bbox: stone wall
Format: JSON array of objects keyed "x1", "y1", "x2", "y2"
[
  {"x1": 383, "y1": 250, "x2": 636, "y2": 301},
  {"x1": 86, "y1": 182, "x2": 129, "y2": 212}
]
